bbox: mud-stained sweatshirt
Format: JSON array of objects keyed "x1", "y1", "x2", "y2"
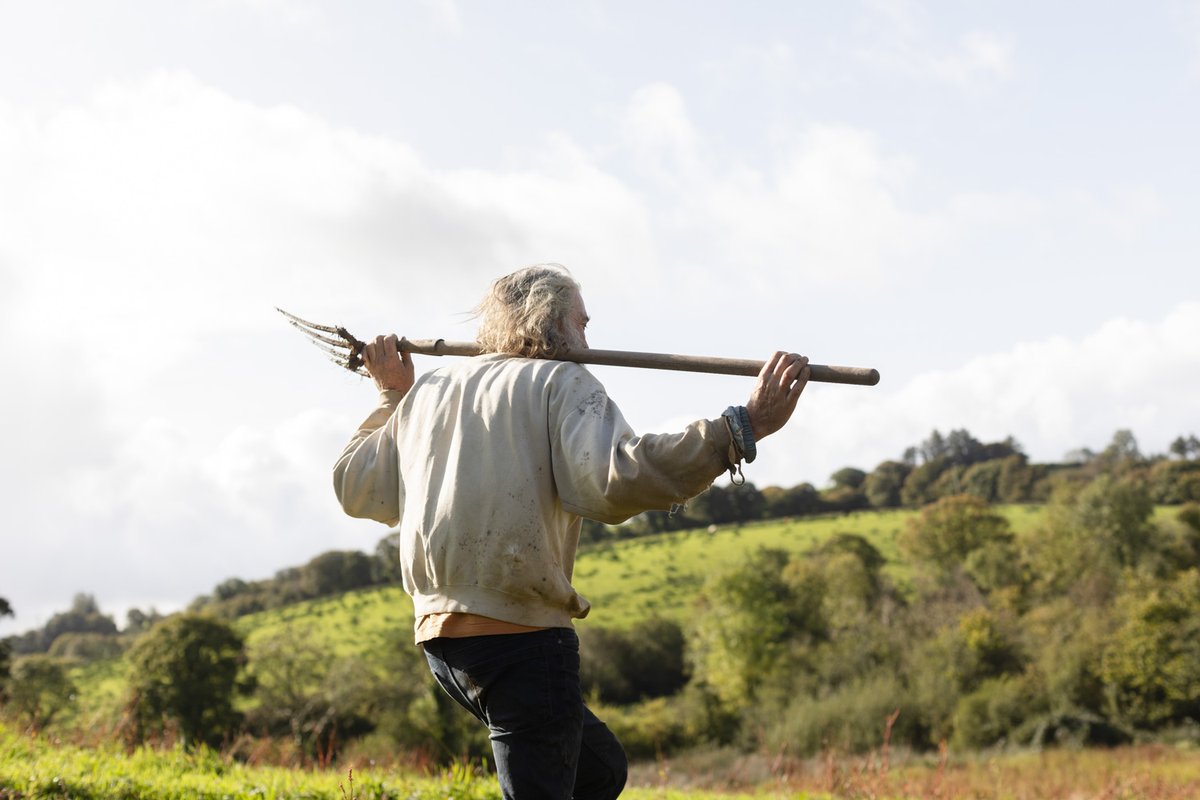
[{"x1": 334, "y1": 354, "x2": 735, "y2": 630}]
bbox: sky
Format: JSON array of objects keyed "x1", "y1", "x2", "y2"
[{"x1": 2, "y1": 0, "x2": 1199, "y2": 636}]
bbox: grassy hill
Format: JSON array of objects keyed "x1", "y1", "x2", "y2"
[
  {"x1": 237, "y1": 504, "x2": 1053, "y2": 643},
  {"x1": 67, "y1": 500, "x2": 1188, "y2": 728}
]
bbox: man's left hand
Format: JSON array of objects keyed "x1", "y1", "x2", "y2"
[{"x1": 363, "y1": 334, "x2": 415, "y2": 396}]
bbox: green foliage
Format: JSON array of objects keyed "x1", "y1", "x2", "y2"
[
  {"x1": 1099, "y1": 570, "x2": 1200, "y2": 729},
  {"x1": 951, "y1": 672, "x2": 1047, "y2": 749},
  {"x1": 688, "y1": 548, "x2": 827, "y2": 708},
  {"x1": 1074, "y1": 476, "x2": 1155, "y2": 567},
  {"x1": 761, "y1": 482, "x2": 823, "y2": 517},
  {"x1": 1169, "y1": 433, "x2": 1200, "y2": 459},
  {"x1": 32, "y1": 477, "x2": 1200, "y2": 766},
  {"x1": 1148, "y1": 459, "x2": 1200, "y2": 504},
  {"x1": 1179, "y1": 503, "x2": 1200, "y2": 534},
  {"x1": 901, "y1": 456, "x2": 950, "y2": 506},
  {"x1": 1025, "y1": 476, "x2": 1164, "y2": 604},
  {"x1": 245, "y1": 624, "x2": 383, "y2": 759},
  {"x1": 1021, "y1": 599, "x2": 1110, "y2": 717},
  {"x1": 759, "y1": 672, "x2": 913, "y2": 756},
  {"x1": 125, "y1": 614, "x2": 248, "y2": 749},
  {"x1": 191, "y1": 548, "x2": 393, "y2": 622},
  {"x1": 864, "y1": 461, "x2": 910, "y2": 508},
  {"x1": 591, "y1": 696, "x2": 690, "y2": 759},
  {"x1": 8, "y1": 593, "x2": 118, "y2": 655},
  {"x1": 0, "y1": 722, "x2": 505, "y2": 800},
  {"x1": 301, "y1": 550, "x2": 376, "y2": 597},
  {"x1": 900, "y1": 495, "x2": 1013, "y2": 582},
  {"x1": 580, "y1": 619, "x2": 687, "y2": 704},
  {"x1": 3, "y1": 655, "x2": 76, "y2": 731},
  {"x1": 905, "y1": 607, "x2": 1026, "y2": 742},
  {"x1": 0, "y1": 597, "x2": 10, "y2": 701},
  {"x1": 687, "y1": 482, "x2": 766, "y2": 525},
  {"x1": 47, "y1": 632, "x2": 124, "y2": 663},
  {"x1": 830, "y1": 467, "x2": 867, "y2": 490}
]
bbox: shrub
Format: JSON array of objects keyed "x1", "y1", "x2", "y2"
[
  {"x1": 1098, "y1": 571, "x2": 1200, "y2": 729},
  {"x1": 900, "y1": 495, "x2": 1012, "y2": 582},
  {"x1": 760, "y1": 672, "x2": 916, "y2": 756},
  {"x1": 592, "y1": 696, "x2": 689, "y2": 759},
  {"x1": 951, "y1": 672, "x2": 1047, "y2": 749},
  {"x1": 579, "y1": 619, "x2": 686, "y2": 704},
  {"x1": 124, "y1": 614, "x2": 248, "y2": 748},
  {"x1": 4, "y1": 655, "x2": 76, "y2": 731}
]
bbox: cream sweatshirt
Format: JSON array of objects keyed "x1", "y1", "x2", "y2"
[{"x1": 334, "y1": 354, "x2": 734, "y2": 630}]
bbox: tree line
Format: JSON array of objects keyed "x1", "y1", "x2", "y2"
[{"x1": 593, "y1": 427, "x2": 1200, "y2": 540}]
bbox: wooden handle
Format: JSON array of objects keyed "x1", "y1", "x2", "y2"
[{"x1": 397, "y1": 338, "x2": 880, "y2": 386}]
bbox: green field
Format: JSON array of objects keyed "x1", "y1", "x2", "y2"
[
  {"x1": 5, "y1": 722, "x2": 1199, "y2": 800},
  {"x1": 240, "y1": 504, "x2": 1051, "y2": 640},
  {"x1": 60, "y1": 504, "x2": 1044, "y2": 715}
]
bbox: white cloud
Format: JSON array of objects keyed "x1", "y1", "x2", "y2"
[
  {"x1": 205, "y1": 0, "x2": 323, "y2": 27},
  {"x1": 620, "y1": 85, "x2": 947, "y2": 290},
  {"x1": 417, "y1": 0, "x2": 464, "y2": 33},
  {"x1": 853, "y1": 0, "x2": 1014, "y2": 86},
  {"x1": 757, "y1": 302, "x2": 1200, "y2": 485}
]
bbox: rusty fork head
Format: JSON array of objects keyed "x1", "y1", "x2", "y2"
[{"x1": 276, "y1": 307, "x2": 369, "y2": 376}]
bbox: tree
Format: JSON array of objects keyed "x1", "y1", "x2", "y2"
[
  {"x1": 300, "y1": 550, "x2": 376, "y2": 598},
  {"x1": 372, "y1": 532, "x2": 404, "y2": 583},
  {"x1": 830, "y1": 467, "x2": 867, "y2": 490},
  {"x1": 5, "y1": 655, "x2": 76, "y2": 732},
  {"x1": 38, "y1": 593, "x2": 118, "y2": 652},
  {"x1": 125, "y1": 608, "x2": 164, "y2": 634},
  {"x1": 762, "y1": 482, "x2": 822, "y2": 517},
  {"x1": 1099, "y1": 571, "x2": 1200, "y2": 729},
  {"x1": 919, "y1": 430, "x2": 947, "y2": 464},
  {"x1": 213, "y1": 577, "x2": 250, "y2": 601},
  {"x1": 690, "y1": 482, "x2": 764, "y2": 525},
  {"x1": 580, "y1": 619, "x2": 687, "y2": 704},
  {"x1": 901, "y1": 455, "x2": 951, "y2": 507},
  {"x1": 864, "y1": 461, "x2": 911, "y2": 508},
  {"x1": 1073, "y1": 476, "x2": 1155, "y2": 568},
  {"x1": 944, "y1": 429, "x2": 986, "y2": 466},
  {"x1": 899, "y1": 494, "x2": 1012, "y2": 579},
  {"x1": 1097, "y1": 429, "x2": 1142, "y2": 471},
  {"x1": 125, "y1": 614, "x2": 247, "y2": 748},
  {"x1": 0, "y1": 597, "x2": 12, "y2": 700},
  {"x1": 688, "y1": 549, "x2": 827, "y2": 708},
  {"x1": 247, "y1": 625, "x2": 382, "y2": 759}
]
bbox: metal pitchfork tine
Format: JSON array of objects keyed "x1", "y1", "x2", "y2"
[
  {"x1": 276, "y1": 307, "x2": 881, "y2": 386},
  {"x1": 277, "y1": 307, "x2": 370, "y2": 375}
]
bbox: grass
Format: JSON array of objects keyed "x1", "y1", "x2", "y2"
[
  {"x1": 0, "y1": 724, "x2": 500, "y2": 800},
  {"x1": 5, "y1": 723, "x2": 1200, "y2": 799},
  {"x1": 625, "y1": 743, "x2": 1200, "y2": 799},
  {"x1": 574, "y1": 510, "x2": 916, "y2": 629}
]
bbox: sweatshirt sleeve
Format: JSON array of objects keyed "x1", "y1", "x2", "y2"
[
  {"x1": 333, "y1": 389, "x2": 407, "y2": 526},
  {"x1": 549, "y1": 368, "x2": 735, "y2": 524}
]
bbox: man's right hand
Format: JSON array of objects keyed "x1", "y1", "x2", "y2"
[
  {"x1": 363, "y1": 334, "x2": 415, "y2": 397},
  {"x1": 745, "y1": 351, "x2": 810, "y2": 440}
]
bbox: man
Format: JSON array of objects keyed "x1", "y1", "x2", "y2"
[{"x1": 334, "y1": 264, "x2": 810, "y2": 799}]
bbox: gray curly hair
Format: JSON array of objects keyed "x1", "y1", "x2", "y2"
[{"x1": 474, "y1": 264, "x2": 583, "y2": 358}]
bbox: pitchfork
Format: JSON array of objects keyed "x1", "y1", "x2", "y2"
[{"x1": 277, "y1": 308, "x2": 881, "y2": 386}]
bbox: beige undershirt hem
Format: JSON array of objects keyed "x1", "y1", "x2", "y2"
[{"x1": 415, "y1": 612, "x2": 548, "y2": 644}]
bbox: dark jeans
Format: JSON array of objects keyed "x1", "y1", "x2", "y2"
[{"x1": 423, "y1": 628, "x2": 627, "y2": 800}]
